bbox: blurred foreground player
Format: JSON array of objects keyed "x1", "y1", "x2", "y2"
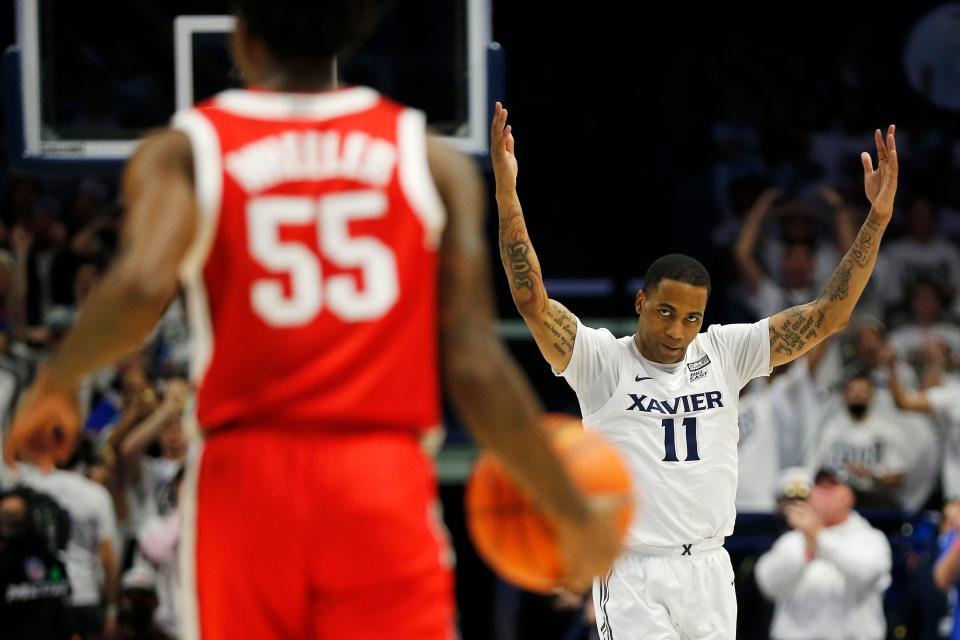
[{"x1": 3, "y1": 1, "x2": 624, "y2": 638}]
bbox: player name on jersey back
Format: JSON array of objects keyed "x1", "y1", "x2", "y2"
[
  {"x1": 226, "y1": 129, "x2": 397, "y2": 193},
  {"x1": 174, "y1": 90, "x2": 444, "y2": 434}
]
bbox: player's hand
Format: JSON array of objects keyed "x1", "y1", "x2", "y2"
[
  {"x1": 554, "y1": 494, "x2": 630, "y2": 592},
  {"x1": 783, "y1": 500, "x2": 823, "y2": 539},
  {"x1": 3, "y1": 370, "x2": 81, "y2": 471},
  {"x1": 490, "y1": 102, "x2": 518, "y2": 195},
  {"x1": 861, "y1": 125, "x2": 898, "y2": 219}
]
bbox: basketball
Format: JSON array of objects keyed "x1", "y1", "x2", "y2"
[{"x1": 465, "y1": 414, "x2": 636, "y2": 593}]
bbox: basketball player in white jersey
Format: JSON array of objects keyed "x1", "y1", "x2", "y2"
[{"x1": 490, "y1": 103, "x2": 898, "y2": 639}]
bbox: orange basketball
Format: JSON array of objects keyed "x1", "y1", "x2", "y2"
[{"x1": 465, "y1": 413, "x2": 636, "y2": 593}]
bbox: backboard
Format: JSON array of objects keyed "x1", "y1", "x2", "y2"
[{"x1": 5, "y1": 0, "x2": 502, "y2": 174}]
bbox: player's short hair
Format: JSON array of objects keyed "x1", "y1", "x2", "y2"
[
  {"x1": 230, "y1": 0, "x2": 384, "y2": 63},
  {"x1": 644, "y1": 254, "x2": 711, "y2": 295}
]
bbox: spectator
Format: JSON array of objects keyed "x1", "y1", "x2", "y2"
[
  {"x1": 105, "y1": 355, "x2": 160, "y2": 547},
  {"x1": 819, "y1": 325, "x2": 940, "y2": 512},
  {"x1": 116, "y1": 565, "x2": 172, "y2": 640},
  {"x1": 734, "y1": 188, "x2": 856, "y2": 320},
  {"x1": 755, "y1": 469, "x2": 892, "y2": 640},
  {"x1": 888, "y1": 278, "x2": 960, "y2": 368},
  {"x1": 137, "y1": 467, "x2": 184, "y2": 639},
  {"x1": 886, "y1": 347, "x2": 960, "y2": 501},
  {"x1": 934, "y1": 499, "x2": 960, "y2": 640},
  {"x1": 734, "y1": 189, "x2": 817, "y2": 320},
  {"x1": 818, "y1": 317, "x2": 917, "y2": 394},
  {"x1": 809, "y1": 373, "x2": 908, "y2": 507},
  {"x1": 736, "y1": 377, "x2": 780, "y2": 513},
  {"x1": 877, "y1": 197, "x2": 960, "y2": 312},
  {"x1": 0, "y1": 486, "x2": 73, "y2": 640},
  {"x1": 117, "y1": 378, "x2": 189, "y2": 521},
  {"x1": 17, "y1": 459, "x2": 120, "y2": 639}
]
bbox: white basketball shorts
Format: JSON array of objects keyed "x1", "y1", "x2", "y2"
[{"x1": 592, "y1": 538, "x2": 737, "y2": 640}]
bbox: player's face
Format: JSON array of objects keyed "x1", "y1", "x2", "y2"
[{"x1": 634, "y1": 279, "x2": 708, "y2": 363}]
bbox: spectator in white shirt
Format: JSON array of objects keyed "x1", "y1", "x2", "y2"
[
  {"x1": 878, "y1": 197, "x2": 960, "y2": 311},
  {"x1": 812, "y1": 319, "x2": 939, "y2": 511},
  {"x1": 138, "y1": 466, "x2": 184, "y2": 639},
  {"x1": 17, "y1": 462, "x2": 120, "y2": 639},
  {"x1": 755, "y1": 468, "x2": 892, "y2": 640},
  {"x1": 888, "y1": 278, "x2": 960, "y2": 369},
  {"x1": 815, "y1": 317, "x2": 918, "y2": 395},
  {"x1": 734, "y1": 188, "x2": 856, "y2": 321},
  {"x1": 809, "y1": 373, "x2": 908, "y2": 507},
  {"x1": 737, "y1": 345, "x2": 830, "y2": 512},
  {"x1": 886, "y1": 347, "x2": 960, "y2": 501},
  {"x1": 117, "y1": 379, "x2": 189, "y2": 524}
]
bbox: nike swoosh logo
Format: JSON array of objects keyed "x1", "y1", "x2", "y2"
[{"x1": 635, "y1": 376, "x2": 653, "y2": 382}]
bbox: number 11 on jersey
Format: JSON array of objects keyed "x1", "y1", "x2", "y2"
[{"x1": 661, "y1": 417, "x2": 700, "y2": 462}]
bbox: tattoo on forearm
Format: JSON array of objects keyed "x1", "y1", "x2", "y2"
[
  {"x1": 849, "y1": 230, "x2": 873, "y2": 267},
  {"x1": 769, "y1": 304, "x2": 825, "y2": 356},
  {"x1": 771, "y1": 211, "x2": 887, "y2": 363},
  {"x1": 498, "y1": 211, "x2": 547, "y2": 310},
  {"x1": 543, "y1": 302, "x2": 576, "y2": 357},
  {"x1": 506, "y1": 242, "x2": 534, "y2": 290},
  {"x1": 824, "y1": 259, "x2": 853, "y2": 301}
]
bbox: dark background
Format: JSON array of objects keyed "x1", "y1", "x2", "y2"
[{"x1": 3, "y1": 1, "x2": 960, "y2": 638}]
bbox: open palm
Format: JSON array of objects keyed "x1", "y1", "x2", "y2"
[
  {"x1": 861, "y1": 125, "x2": 897, "y2": 218},
  {"x1": 490, "y1": 102, "x2": 518, "y2": 193}
]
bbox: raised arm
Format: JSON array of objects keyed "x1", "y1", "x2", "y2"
[
  {"x1": 768, "y1": 127, "x2": 898, "y2": 368},
  {"x1": 819, "y1": 186, "x2": 858, "y2": 252},
  {"x1": 882, "y1": 344, "x2": 932, "y2": 413},
  {"x1": 734, "y1": 187, "x2": 782, "y2": 293},
  {"x1": 428, "y1": 136, "x2": 622, "y2": 588},
  {"x1": 490, "y1": 103, "x2": 577, "y2": 373},
  {"x1": 118, "y1": 379, "x2": 189, "y2": 467}
]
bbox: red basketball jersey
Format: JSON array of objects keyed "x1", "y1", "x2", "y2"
[{"x1": 171, "y1": 87, "x2": 445, "y2": 434}]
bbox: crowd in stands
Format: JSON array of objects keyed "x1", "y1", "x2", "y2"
[
  {"x1": 7, "y1": 43, "x2": 960, "y2": 637},
  {"x1": 7, "y1": 138, "x2": 960, "y2": 639},
  {"x1": 0, "y1": 176, "x2": 190, "y2": 639}
]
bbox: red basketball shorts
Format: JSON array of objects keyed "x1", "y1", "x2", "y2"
[{"x1": 178, "y1": 426, "x2": 454, "y2": 639}]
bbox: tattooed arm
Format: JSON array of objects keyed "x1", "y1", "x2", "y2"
[
  {"x1": 769, "y1": 126, "x2": 899, "y2": 368},
  {"x1": 491, "y1": 102, "x2": 578, "y2": 372},
  {"x1": 429, "y1": 136, "x2": 624, "y2": 590}
]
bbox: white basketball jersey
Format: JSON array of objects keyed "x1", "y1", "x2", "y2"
[{"x1": 556, "y1": 318, "x2": 771, "y2": 548}]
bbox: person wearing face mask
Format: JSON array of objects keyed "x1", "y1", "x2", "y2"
[
  {"x1": 755, "y1": 468, "x2": 892, "y2": 640},
  {"x1": 809, "y1": 372, "x2": 909, "y2": 507}
]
